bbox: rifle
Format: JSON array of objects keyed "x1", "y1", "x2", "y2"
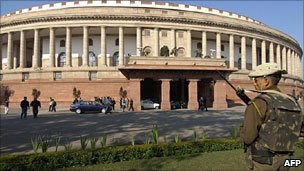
[{"x1": 216, "y1": 70, "x2": 251, "y2": 105}]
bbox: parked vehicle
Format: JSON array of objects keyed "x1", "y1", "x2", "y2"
[
  {"x1": 171, "y1": 101, "x2": 187, "y2": 109},
  {"x1": 70, "y1": 100, "x2": 111, "y2": 114},
  {"x1": 140, "y1": 100, "x2": 160, "y2": 109}
]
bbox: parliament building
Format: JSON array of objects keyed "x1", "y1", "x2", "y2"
[{"x1": 0, "y1": 0, "x2": 303, "y2": 110}]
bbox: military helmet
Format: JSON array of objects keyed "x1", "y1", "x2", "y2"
[{"x1": 248, "y1": 63, "x2": 287, "y2": 77}]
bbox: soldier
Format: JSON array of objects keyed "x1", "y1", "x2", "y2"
[{"x1": 240, "y1": 63, "x2": 304, "y2": 170}]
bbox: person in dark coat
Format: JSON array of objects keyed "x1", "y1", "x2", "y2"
[
  {"x1": 20, "y1": 97, "x2": 30, "y2": 119},
  {"x1": 30, "y1": 98, "x2": 41, "y2": 118}
]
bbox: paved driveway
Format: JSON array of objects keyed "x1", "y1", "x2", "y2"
[{"x1": 0, "y1": 107, "x2": 245, "y2": 155}]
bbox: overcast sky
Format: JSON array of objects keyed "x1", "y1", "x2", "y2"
[{"x1": 1, "y1": 0, "x2": 303, "y2": 53}]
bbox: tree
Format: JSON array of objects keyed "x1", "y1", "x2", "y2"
[
  {"x1": 32, "y1": 88, "x2": 41, "y2": 98},
  {"x1": 72, "y1": 87, "x2": 81, "y2": 98},
  {"x1": 0, "y1": 85, "x2": 14, "y2": 104}
]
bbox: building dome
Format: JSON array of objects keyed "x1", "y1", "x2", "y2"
[{"x1": 0, "y1": 0, "x2": 303, "y2": 109}]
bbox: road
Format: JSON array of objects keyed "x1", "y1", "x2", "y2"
[{"x1": 0, "y1": 107, "x2": 245, "y2": 155}]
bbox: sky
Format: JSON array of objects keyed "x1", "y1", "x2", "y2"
[{"x1": 0, "y1": 0, "x2": 303, "y2": 54}]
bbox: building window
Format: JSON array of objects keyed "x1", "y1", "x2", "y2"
[
  {"x1": 89, "y1": 51, "x2": 97, "y2": 67},
  {"x1": 144, "y1": 29, "x2": 150, "y2": 36},
  {"x1": 145, "y1": 9, "x2": 150, "y2": 13},
  {"x1": 113, "y1": 51, "x2": 119, "y2": 66},
  {"x1": 60, "y1": 40, "x2": 65, "y2": 47},
  {"x1": 179, "y1": 12, "x2": 184, "y2": 15},
  {"x1": 162, "y1": 10, "x2": 168, "y2": 14},
  {"x1": 22, "y1": 72, "x2": 29, "y2": 81},
  {"x1": 221, "y1": 44, "x2": 225, "y2": 51},
  {"x1": 54, "y1": 71, "x2": 62, "y2": 80},
  {"x1": 115, "y1": 38, "x2": 119, "y2": 46},
  {"x1": 178, "y1": 31, "x2": 183, "y2": 38},
  {"x1": 89, "y1": 71, "x2": 97, "y2": 80},
  {"x1": 89, "y1": 38, "x2": 93, "y2": 46},
  {"x1": 161, "y1": 30, "x2": 167, "y2": 37},
  {"x1": 58, "y1": 52, "x2": 66, "y2": 67}
]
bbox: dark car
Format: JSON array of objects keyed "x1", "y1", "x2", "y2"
[
  {"x1": 170, "y1": 101, "x2": 187, "y2": 109},
  {"x1": 70, "y1": 100, "x2": 111, "y2": 114}
]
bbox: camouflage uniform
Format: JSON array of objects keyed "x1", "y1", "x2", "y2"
[{"x1": 240, "y1": 63, "x2": 304, "y2": 171}]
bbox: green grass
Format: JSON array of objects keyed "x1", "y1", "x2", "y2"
[{"x1": 63, "y1": 148, "x2": 304, "y2": 171}]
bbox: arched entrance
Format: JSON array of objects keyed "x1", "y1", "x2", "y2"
[
  {"x1": 198, "y1": 79, "x2": 214, "y2": 107},
  {"x1": 170, "y1": 79, "x2": 189, "y2": 108},
  {"x1": 89, "y1": 51, "x2": 97, "y2": 66},
  {"x1": 57, "y1": 52, "x2": 66, "y2": 67}
]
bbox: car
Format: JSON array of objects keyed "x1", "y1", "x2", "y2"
[
  {"x1": 140, "y1": 100, "x2": 160, "y2": 109},
  {"x1": 171, "y1": 101, "x2": 187, "y2": 109},
  {"x1": 70, "y1": 100, "x2": 111, "y2": 114}
]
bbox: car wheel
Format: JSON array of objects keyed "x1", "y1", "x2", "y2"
[
  {"x1": 101, "y1": 108, "x2": 106, "y2": 114},
  {"x1": 76, "y1": 109, "x2": 82, "y2": 114},
  {"x1": 155, "y1": 106, "x2": 159, "y2": 110}
]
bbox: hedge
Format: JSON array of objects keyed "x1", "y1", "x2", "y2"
[{"x1": 0, "y1": 139, "x2": 243, "y2": 171}]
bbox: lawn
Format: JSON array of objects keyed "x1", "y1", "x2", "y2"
[{"x1": 63, "y1": 148, "x2": 304, "y2": 171}]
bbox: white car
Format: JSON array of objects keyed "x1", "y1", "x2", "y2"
[{"x1": 141, "y1": 100, "x2": 160, "y2": 109}]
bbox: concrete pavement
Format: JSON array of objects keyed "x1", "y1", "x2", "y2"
[{"x1": 0, "y1": 106, "x2": 246, "y2": 155}]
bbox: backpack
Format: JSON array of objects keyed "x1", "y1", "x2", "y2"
[
  {"x1": 53, "y1": 101, "x2": 57, "y2": 106},
  {"x1": 256, "y1": 90, "x2": 303, "y2": 152}
]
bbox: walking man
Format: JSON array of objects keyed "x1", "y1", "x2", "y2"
[
  {"x1": 4, "y1": 99, "x2": 9, "y2": 115},
  {"x1": 240, "y1": 63, "x2": 304, "y2": 170},
  {"x1": 30, "y1": 98, "x2": 41, "y2": 118},
  {"x1": 129, "y1": 98, "x2": 134, "y2": 111},
  {"x1": 20, "y1": 97, "x2": 29, "y2": 119}
]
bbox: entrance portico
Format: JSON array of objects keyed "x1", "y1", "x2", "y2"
[{"x1": 120, "y1": 64, "x2": 235, "y2": 110}]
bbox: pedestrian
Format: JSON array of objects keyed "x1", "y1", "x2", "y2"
[
  {"x1": 30, "y1": 98, "x2": 41, "y2": 118},
  {"x1": 4, "y1": 99, "x2": 9, "y2": 115},
  {"x1": 73, "y1": 98, "x2": 78, "y2": 104},
  {"x1": 112, "y1": 98, "x2": 116, "y2": 111},
  {"x1": 121, "y1": 98, "x2": 126, "y2": 112},
  {"x1": 129, "y1": 98, "x2": 134, "y2": 111},
  {"x1": 51, "y1": 98, "x2": 57, "y2": 112},
  {"x1": 20, "y1": 97, "x2": 30, "y2": 119},
  {"x1": 198, "y1": 97, "x2": 204, "y2": 111},
  {"x1": 203, "y1": 96, "x2": 208, "y2": 111},
  {"x1": 49, "y1": 97, "x2": 53, "y2": 111},
  {"x1": 240, "y1": 63, "x2": 304, "y2": 170}
]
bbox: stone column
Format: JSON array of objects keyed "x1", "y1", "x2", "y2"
[
  {"x1": 136, "y1": 27, "x2": 141, "y2": 56},
  {"x1": 33, "y1": 29, "x2": 40, "y2": 68},
  {"x1": 269, "y1": 42, "x2": 274, "y2": 63},
  {"x1": 186, "y1": 30, "x2": 192, "y2": 58},
  {"x1": 99, "y1": 26, "x2": 106, "y2": 66},
  {"x1": 287, "y1": 48, "x2": 291, "y2": 74},
  {"x1": 241, "y1": 36, "x2": 246, "y2": 70},
  {"x1": 216, "y1": 32, "x2": 221, "y2": 59},
  {"x1": 252, "y1": 38, "x2": 257, "y2": 70},
  {"x1": 188, "y1": 79, "x2": 198, "y2": 110},
  {"x1": 82, "y1": 26, "x2": 89, "y2": 67},
  {"x1": 291, "y1": 51, "x2": 295, "y2": 75},
  {"x1": 129, "y1": 79, "x2": 141, "y2": 111},
  {"x1": 49, "y1": 28, "x2": 55, "y2": 67},
  {"x1": 0, "y1": 35, "x2": 2, "y2": 70},
  {"x1": 170, "y1": 29, "x2": 175, "y2": 56},
  {"x1": 66, "y1": 27, "x2": 72, "y2": 67},
  {"x1": 20, "y1": 30, "x2": 26, "y2": 68},
  {"x1": 282, "y1": 46, "x2": 286, "y2": 70},
  {"x1": 213, "y1": 80, "x2": 228, "y2": 108},
  {"x1": 276, "y1": 44, "x2": 281, "y2": 69},
  {"x1": 13, "y1": 45, "x2": 18, "y2": 69},
  {"x1": 229, "y1": 34, "x2": 234, "y2": 68},
  {"x1": 154, "y1": 28, "x2": 159, "y2": 56},
  {"x1": 261, "y1": 40, "x2": 266, "y2": 64},
  {"x1": 119, "y1": 27, "x2": 124, "y2": 66},
  {"x1": 161, "y1": 79, "x2": 171, "y2": 110},
  {"x1": 202, "y1": 31, "x2": 207, "y2": 57},
  {"x1": 7, "y1": 32, "x2": 13, "y2": 69}
]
